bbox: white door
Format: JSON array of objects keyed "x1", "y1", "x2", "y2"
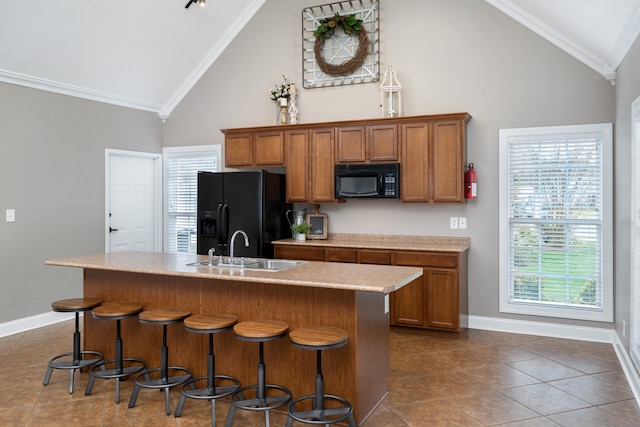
[{"x1": 106, "y1": 149, "x2": 162, "y2": 253}]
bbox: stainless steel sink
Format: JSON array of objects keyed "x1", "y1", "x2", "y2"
[{"x1": 187, "y1": 258, "x2": 305, "y2": 271}]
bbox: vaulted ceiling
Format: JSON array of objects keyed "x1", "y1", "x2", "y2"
[{"x1": 1, "y1": 0, "x2": 638, "y2": 120}]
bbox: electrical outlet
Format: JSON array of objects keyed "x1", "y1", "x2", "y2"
[
  {"x1": 449, "y1": 217, "x2": 458, "y2": 229},
  {"x1": 6, "y1": 209, "x2": 15, "y2": 223},
  {"x1": 458, "y1": 217, "x2": 467, "y2": 229}
]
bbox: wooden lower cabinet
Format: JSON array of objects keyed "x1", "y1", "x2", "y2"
[{"x1": 274, "y1": 244, "x2": 468, "y2": 331}]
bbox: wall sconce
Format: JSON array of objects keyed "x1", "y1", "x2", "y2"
[
  {"x1": 185, "y1": 0, "x2": 206, "y2": 9},
  {"x1": 379, "y1": 65, "x2": 402, "y2": 118}
]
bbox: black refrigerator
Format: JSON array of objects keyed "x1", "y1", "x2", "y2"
[{"x1": 196, "y1": 170, "x2": 292, "y2": 258}]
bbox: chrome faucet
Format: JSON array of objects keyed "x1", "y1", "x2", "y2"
[
  {"x1": 208, "y1": 247, "x2": 217, "y2": 265},
  {"x1": 229, "y1": 229, "x2": 249, "y2": 265}
]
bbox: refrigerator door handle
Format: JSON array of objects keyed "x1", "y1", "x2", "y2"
[
  {"x1": 221, "y1": 202, "x2": 229, "y2": 245},
  {"x1": 216, "y1": 202, "x2": 224, "y2": 245}
]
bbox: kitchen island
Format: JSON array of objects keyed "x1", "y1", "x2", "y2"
[{"x1": 46, "y1": 251, "x2": 422, "y2": 425}]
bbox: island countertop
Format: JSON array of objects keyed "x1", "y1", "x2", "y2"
[{"x1": 46, "y1": 251, "x2": 422, "y2": 293}]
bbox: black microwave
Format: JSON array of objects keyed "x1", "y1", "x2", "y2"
[{"x1": 335, "y1": 163, "x2": 400, "y2": 198}]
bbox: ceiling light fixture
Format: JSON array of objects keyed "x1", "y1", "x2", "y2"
[{"x1": 185, "y1": 0, "x2": 205, "y2": 9}]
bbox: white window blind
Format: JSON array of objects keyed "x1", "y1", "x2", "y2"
[
  {"x1": 499, "y1": 124, "x2": 612, "y2": 322},
  {"x1": 163, "y1": 146, "x2": 219, "y2": 253}
]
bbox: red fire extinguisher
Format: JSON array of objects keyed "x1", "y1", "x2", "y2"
[{"x1": 465, "y1": 163, "x2": 477, "y2": 199}]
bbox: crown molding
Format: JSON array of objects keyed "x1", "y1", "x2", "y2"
[
  {"x1": 484, "y1": 0, "x2": 618, "y2": 85},
  {"x1": 159, "y1": 0, "x2": 266, "y2": 121},
  {"x1": 0, "y1": 69, "x2": 164, "y2": 113}
]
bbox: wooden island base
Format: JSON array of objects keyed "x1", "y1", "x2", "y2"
[{"x1": 83, "y1": 269, "x2": 390, "y2": 424}]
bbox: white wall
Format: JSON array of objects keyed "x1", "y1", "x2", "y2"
[{"x1": 163, "y1": 0, "x2": 616, "y2": 329}]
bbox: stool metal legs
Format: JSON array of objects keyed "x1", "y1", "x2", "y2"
[
  {"x1": 285, "y1": 349, "x2": 356, "y2": 427},
  {"x1": 175, "y1": 333, "x2": 240, "y2": 427},
  {"x1": 225, "y1": 341, "x2": 291, "y2": 427},
  {"x1": 43, "y1": 312, "x2": 103, "y2": 394},
  {"x1": 128, "y1": 324, "x2": 192, "y2": 415}
]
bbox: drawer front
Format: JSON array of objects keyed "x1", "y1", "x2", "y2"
[
  {"x1": 394, "y1": 251, "x2": 458, "y2": 268},
  {"x1": 274, "y1": 245, "x2": 326, "y2": 261},
  {"x1": 358, "y1": 249, "x2": 391, "y2": 265},
  {"x1": 326, "y1": 248, "x2": 358, "y2": 263}
]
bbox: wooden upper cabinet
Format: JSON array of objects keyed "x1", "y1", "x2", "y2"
[
  {"x1": 225, "y1": 133, "x2": 253, "y2": 167},
  {"x1": 221, "y1": 113, "x2": 469, "y2": 203},
  {"x1": 368, "y1": 124, "x2": 398, "y2": 162},
  {"x1": 336, "y1": 126, "x2": 366, "y2": 163},
  {"x1": 310, "y1": 128, "x2": 335, "y2": 202},
  {"x1": 254, "y1": 130, "x2": 285, "y2": 166},
  {"x1": 285, "y1": 129, "x2": 310, "y2": 203}
]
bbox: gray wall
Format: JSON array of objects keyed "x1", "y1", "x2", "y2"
[
  {"x1": 164, "y1": 0, "x2": 617, "y2": 330},
  {"x1": 613, "y1": 35, "x2": 640, "y2": 350},
  {"x1": 0, "y1": 83, "x2": 162, "y2": 323}
]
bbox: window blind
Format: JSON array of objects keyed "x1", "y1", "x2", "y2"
[
  {"x1": 166, "y1": 152, "x2": 217, "y2": 253},
  {"x1": 507, "y1": 136, "x2": 603, "y2": 311}
]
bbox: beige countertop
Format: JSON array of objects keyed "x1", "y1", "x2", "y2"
[
  {"x1": 46, "y1": 251, "x2": 422, "y2": 294},
  {"x1": 273, "y1": 233, "x2": 470, "y2": 252}
]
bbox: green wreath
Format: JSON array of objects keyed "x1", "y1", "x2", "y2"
[{"x1": 313, "y1": 13, "x2": 369, "y2": 77}]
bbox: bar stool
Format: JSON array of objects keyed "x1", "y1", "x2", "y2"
[
  {"x1": 85, "y1": 302, "x2": 147, "y2": 403},
  {"x1": 174, "y1": 314, "x2": 241, "y2": 427},
  {"x1": 43, "y1": 298, "x2": 104, "y2": 394},
  {"x1": 225, "y1": 320, "x2": 292, "y2": 427},
  {"x1": 285, "y1": 326, "x2": 356, "y2": 427},
  {"x1": 128, "y1": 308, "x2": 193, "y2": 415}
]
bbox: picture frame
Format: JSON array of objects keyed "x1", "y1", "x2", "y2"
[{"x1": 306, "y1": 213, "x2": 328, "y2": 239}]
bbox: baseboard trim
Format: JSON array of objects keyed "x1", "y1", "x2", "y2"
[
  {"x1": 0, "y1": 311, "x2": 74, "y2": 338},
  {"x1": 469, "y1": 315, "x2": 640, "y2": 404}
]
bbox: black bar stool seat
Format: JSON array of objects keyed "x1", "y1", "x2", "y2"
[
  {"x1": 43, "y1": 298, "x2": 104, "y2": 394},
  {"x1": 225, "y1": 320, "x2": 292, "y2": 427},
  {"x1": 128, "y1": 308, "x2": 193, "y2": 415},
  {"x1": 175, "y1": 313, "x2": 241, "y2": 427},
  {"x1": 285, "y1": 325, "x2": 356, "y2": 427},
  {"x1": 85, "y1": 302, "x2": 147, "y2": 403}
]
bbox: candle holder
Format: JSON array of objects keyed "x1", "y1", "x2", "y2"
[{"x1": 288, "y1": 92, "x2": 298, "y2": 125}]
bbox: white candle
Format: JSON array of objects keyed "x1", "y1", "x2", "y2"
[{"x1": 290, "y1": 83, "x2": 296, "y2": 94}]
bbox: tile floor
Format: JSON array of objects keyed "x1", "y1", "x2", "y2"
[{"x1": 0, "y1": 321, "x2": 639, "y2": 426}]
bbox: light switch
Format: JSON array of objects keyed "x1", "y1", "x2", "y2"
[
  {"x1": 6, "y1": 209, "x2": 15, "y2": 223},
  {"x1": 459, "y1": 217, "x2": 467, "y2": 229},
  {"x1": 449, "y1": 217, "x2": 458, "y2": 229}
]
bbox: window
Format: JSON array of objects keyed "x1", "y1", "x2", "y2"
[
  {"x1": 163, "y1": 145, "x2": 220, "y2": 253},
  {"x1": 499, "y1": 124, "x2": 613, "y2": 322}
]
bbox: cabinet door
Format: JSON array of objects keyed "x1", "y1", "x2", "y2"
[
  {"x1": 336, "y1": 126, "x2": 366, "y2": 163},
  {"x1": 225, "y1": 133, "x2": 253, "y2": 167},
  {"x1": 391, "y1": 275, "x2": 425, "y2": 326},
  {"x1": 285, "y1": 129, "x2": 310, "y2": 202},
  {"x1": 358, "y1": 249, "x2": 391, "y2": 265},
  {"x1": 327, "y1": 248, "x2": 357, "y2": 263},
  {"x1": 432, "y1": 120, "x2": 464, "y2": 202},
  {"x1": 274, "y1": 245, "x2": 326, "y2": 261},
  {"x1": 255, "y1": 131, "x2": 285, "y2": 166},
  {"x1": 400, "y1": 122, "x2": 430, "y2": 201},
  {"x1": 426, "y1": 268, "x2": 458, "y2": 330},
  {"x1": 368, "y1": 124, "x2": 398, "y2": 162},
  {"x1": 310, "y1": 128, "x2": 335, "y2": 202}
]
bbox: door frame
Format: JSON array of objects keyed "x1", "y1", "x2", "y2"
[
  {"x1": 631, "y1": 96, "x2": 640, "y2": 371},
  {"x1": 105, "y1": 149, "x2": 163, "y2": 253}
]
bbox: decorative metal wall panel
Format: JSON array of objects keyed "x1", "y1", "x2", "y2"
[{"x1": 302, "y1": 0, "x2": 380, "y2": 88}]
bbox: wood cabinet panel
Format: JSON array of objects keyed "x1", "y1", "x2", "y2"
[
  {"x1": 400, "y1": 123, "x2": 430, "y2": 201},
  {"x1": 225, "y1": 133, "x2": 253, "y2": 167},
  {"x1": 391, "y1": 276, "x2": 424, "y2": 326},
  {"x1": 327, "y1": 248, "x2": 358, "y2": 263},
  {"x1": 394, "y1": 251, "x2": 458, "y2": 268},
  {"x1": 358, "y1": 249, "x2": 391, "y2": 265},
  {"x1": 285, "y1": 129, "x2": 310, "y2": 202},
  {"x1": 426, "y1": 268, "x2": 458, "y2": 330},
  {"x1": 369, "y1": 124, "x2": 398, "y2": 162},
  {"x1": 336, "y1": 126, "x2": 366, "y2": 163},
  {"x1": 255, "y1": 131, "x2": 285, "y2": 165},
  {"x1": 432, "y1": 121, "x2": 463, "y2": 202},
  {"x1": 310, "y1": 129, "x2": 335, "y2": 202},
  {"x1": 274, "y1": 245, "x2": 325, "y2": 261}
]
